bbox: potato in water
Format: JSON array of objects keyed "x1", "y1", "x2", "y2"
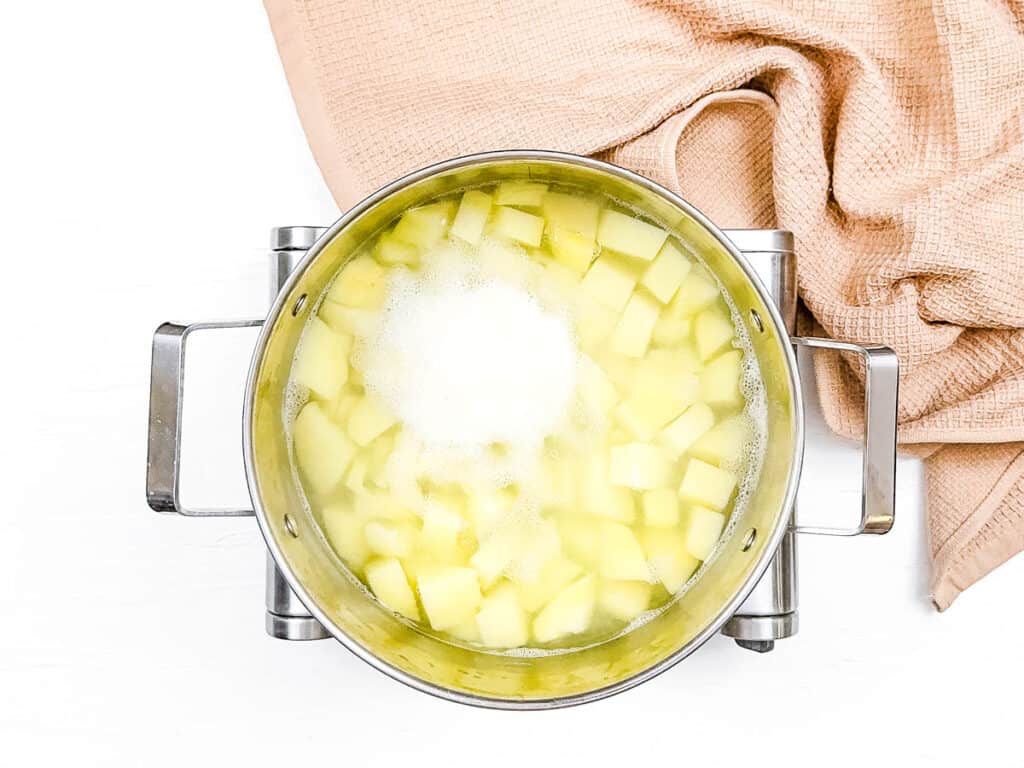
[{"x1": 287, "y1": 181, "x2": 763, "y2": 652}]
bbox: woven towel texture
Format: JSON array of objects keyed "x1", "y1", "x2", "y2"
[{"x1": 264, "y1": 0, "x2": 1024, "y2": 608}]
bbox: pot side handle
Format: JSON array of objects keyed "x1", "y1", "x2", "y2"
[
  {"x1": 146, "y1": 320, "x2": 263, "y2": 517},
  {"x1": 790, "y1": 337, "x2": 899, "y2": 535}
]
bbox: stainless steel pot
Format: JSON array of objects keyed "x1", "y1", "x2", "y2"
[{"x1": 146, "y1": 151, "x2": 899, "y2": 708}]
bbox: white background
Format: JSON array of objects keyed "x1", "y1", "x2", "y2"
[{"x1": 3, "y1": 4, "x2": 1022, "y2": 766}]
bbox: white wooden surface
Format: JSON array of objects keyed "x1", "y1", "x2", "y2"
[{"x1": 3, "y1": 4, "x2": 1022, "y2": 765}]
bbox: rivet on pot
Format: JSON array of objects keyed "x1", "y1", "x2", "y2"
[
  {"x1": 284, "y1": 513, "x2": 299, "y2": 538},
  {"x1": 749, "y1": 308, "x2": 764, "y2": 334},
  {"x1": 292, "y1": 293, "x2": 308, "y2": 317},
  {"x1": 741, "y1": 528, "x2": 757, "y2": 552}
]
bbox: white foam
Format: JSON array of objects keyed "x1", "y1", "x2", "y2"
[{"x1": 360, "y1": 244, "x2": 579, "y2": 457}]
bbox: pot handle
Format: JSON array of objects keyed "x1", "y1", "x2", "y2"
[
  {"x1": 146, "y1": 320, "x2": 263, "y2": 516},
  {"x1": 790, "y1": 337, "x2": 899, "y2": 536}
]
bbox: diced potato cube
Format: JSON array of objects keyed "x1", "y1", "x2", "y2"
[
  {"x1": 548, "y1": 227, "x2": 595, "y2": 274},
  {"x1": 644, "y1": 345, "x2": 704, "y2": 375},
  {"x1": 675, "y1": 267, "x2": 720, "y2": 313},
  {"x1": 449, "y1": 190, "x2": 493, "y2": 245},
  {"x1": 321, "y1": 503, "x2": 370, "y2": 570},
  {"x1": 325, "y1": 256, "x2": 387, "y2": 308},
  {"x1": 661, "y1": 402, "x2": 716, "y2": 458},
  {"x1": 532, "y1": 575, "x2": 597, "y2": 643},
  {"x1": 679, "y1": 458, "x2": 737, "y2": 510},
  {"x1": 418, "y1": 567, "x2": 483, "y2": 631},
  {"x1": 494, "y1": 181, "x2": 548, "y2": 207},
  {"x1": 539, "y1": 257, "x2": 581, "y2": 302},
  {"x1": 375, "y1": 232, "x2": 418, "y2": 267},
  {"x1": 642, "y1": 488, "x2": 680, "y2": 527},
  {"x1": 652, "y1": 312, "x2": 692, "y2": 348},
  {"x1": 694, "y1": 307, "x2": 735, "y2": 361},
  {"x1": 345, "y1": 456, "x2": 371, "y2": 495},
  {"x1": 470, "y1": 526, "x2": 521, "y2": 588},
  {"x1": 598, "y1": 522, "x2": 652, "y2": 582},
  {"x1": 641, "y1": 241, "x2": 692, "y2": 303},
  {"x1": 599, "y1": 580, "x2": 652, "y2": 622},
  {"x1": 610, "y1": 443, "x2": 673, "y2": 490},
  {"x1": 476, "y1": 583, "x2": 529, "y2": 648},
  {"x1": 700, "y1": 349, "x2": 744, "y2": 408},
  {"x1": 447, "y1": 618, "x2": 481, "y2": 644},
  {"x1": 556, "y1": 517, "x2": 601, "y2": 571},
  {"x1": 293, "y1": 317, "x2": 352, "y2": 400},
  {"x1": 466, "y1": 488, "x2": 515, "y2": 537},
  {"x1": 509, "y1": 519, "x2": 561, "y2": 583},
  {"x1": 580, "y1": 254, "x2": 638, "y2": 312},
  {"x1": 596, "y1": 209, "x2": 668, "y2": 261},
  {"x1": 541, "y1": 193, "x2": 600, "y2": 238},
  {"x1": 609, "y1": 291, "x2": 660, "y2": 358},
  {"x1": 365, "y1": 557, "x2": 420, "y2": 621},
  {"x1": 317, "y1": 302, "x2": 377, "y2": 337},
  {"x1": 620, "y1": 375, "x2": 700, "y2": 434},
  {"x1": 366, "y1": 431, "x2": 396, "y2": 487},
  {"x1": 683, "y1": 505, "x2": 726, "y2": 560},
  {"x1": 612, "y1": 399, "x2": 657, "y2": 442},
  {"x1": 347, "y1": 394, "x2": 397, "y2": 446},
  {"x1": 293, "y1": 402, "x2": 356, "y2": 496},
  {"x1": 391, "y1": 201, "x2": 455, "y2": 248},
  {"x1": 330, "y1": 389, "x2": 360, "y2": 424},
  {"x1": 364, "y1": 520, "x2": 416, "y2": 558},
  {"x1": 689, "y1": 415, "x2": 751, "y2": 467},
  {"x1": 515, "y1": 556, "x2": 583, "y2": 612},
  {"x1": 541, "y1": 452, "x2": 578, "y2": 511},
  {"x1": 421, "y1": 497, "x2": 467, "y2": 561},
  {"x1": 491, "y1": 206, "x2": 544, "y2": 247},
  {"x1": 575, "y1": 297, "x2": 618, "y2": 350},
  {"x1": 640, "y1": 528, "x2": 699, "y2": 593},
  {"x1": 577, "y1": 355, "x2": 620, "y2": 414},
  {"x1": 579, "y1": 453, "x2": 637, "y2": 522},
  {"x1": 354, "y1": 492, "x2": 414, "y2": 521}
]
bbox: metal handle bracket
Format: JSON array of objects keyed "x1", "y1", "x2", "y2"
[
  {"x1": 791, "y1": 337, "x2": 899, "y2": 536},
  {"x1": 146, "y1": 319, "x2": 263, "y2": 517}
]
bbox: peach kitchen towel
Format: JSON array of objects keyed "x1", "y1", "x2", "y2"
[{"x1": 263, "y1": 0, "x2": 1024, "y2": 609}]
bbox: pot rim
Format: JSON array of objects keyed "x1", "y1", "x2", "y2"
[{"x1": 242, "y1": 149, "x2": 806, "y2": 709}]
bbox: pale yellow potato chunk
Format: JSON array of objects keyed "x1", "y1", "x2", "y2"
[
  {"x1": 577, "y1": 354, "x2": 620, "y2": 414},
  {"x1": 421, "y1": 496, "x2": 467, "y2": 561},
  {"x1": 579, "y1": 453, "x2": 637, "y2": 522},
  {"x1": 679, "y1": 458, "x2": 737, "y2": 510},
  {"x1": 541, "y1": 192, "x2": 600, "y2": 238},
  {"x1": 661, "y1": 402, "x2": 716, "y2": 458},
  {"x1": 598, "y1": 522, "x2": 652, "y2": 582},
  {"x1": 642, "y1": 488, "x2": 680, "y2": 527},
  {"x1": 609, "y1": 443, "x2": 673, "y2": 490},
  {"x1": 675, "y1": 266, "x2": 720, "y2": 313},
  {"x1": 597, "y1": 209, "x2": 668, "y2": 261},
  {"x1": 476, "y1": 582, "x2": 529, "y2": 648},
  {"x1": 491, "y1": 206, "x2": 545, "y2": 247},
  {"x1": 293, "y1": 402, "x2": 356, "y2": 496},
  {"x1": 418, "y1": 567, "x2": 483, "y2": 631},
  {"x1": 548, "y1": 227, "x2": 595, "y2": 273},
  {"x1": 450, "y1": 190, "x2": 493, "y2": 245},
  {"x1": 321, "y1": 503, "x2": 370, "y2": 571},
  {"x1": 640, "y1": 528, "x2": 700, "y2": 593},
  {"x1": 365, "y1": 557, "x2": 420, "y2": 621},
  {"x1": 689, "y1": 415, "x2": 752, "y2": 467},
  {"x1": 700, "y1": 349, "x2": 744, "y2": 408},
  {"x1": 364, "y1": 520, "x2": 416, "y2": 558},
  {"x1": 325, "y1": 256, "x2": 387, "y2": 308},
  {"x1": 694, "y1": 307, "x2": 735, "y2": 361},
  {"x1": 599, "y1": 580, "x2": 652, "y2": 622},
  {"x1": 532, "y1": 575, "x2": 597, "y2": 643},
  {"x1": 375, "y1": 232, "x2": 419, "y2": 266},
  {"x1": 515, "y1": 556, "x2": 583, "y2": 612},
  {"x1": 391, "y1": 201, "x2": 455, "y2": 248},
  {"x1": 609, "y1": 291, "x2": 660, "y2": 358},
  {"x1": 641, "y1": 241, "x2": 692, "y2": 303},
  {"x1": 471, "y1": 526, "x2": 522, "y2": 589},
  {"x1": 683, "y1": 505, "x2": 727, "y2": 560},
  {"x1": 580, "y1": 254, "x2": 637, "y2": 312},
  {"x1": 494, "y1": 181, "x2": 548, "y2": 207},
  {"x1": 292, "y1": 316, "x2": 351, "y2": 400},
  {"x1": 347, "y1": 394, "x2": 397, "y2": 447}
]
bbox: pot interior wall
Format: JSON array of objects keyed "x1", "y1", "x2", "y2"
[{"x1": 248, "y1": 153, "x2": 800, "y2": 705}]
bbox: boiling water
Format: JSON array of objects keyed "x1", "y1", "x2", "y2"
[{"x1": 283, "y1": 180, "x2": 767, "y2": 653}]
